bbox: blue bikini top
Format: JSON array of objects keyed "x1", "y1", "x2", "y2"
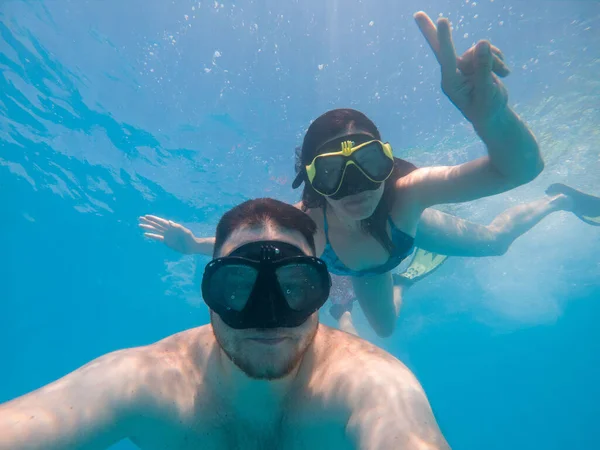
[{"x1": 319, "y1": 207, "x2": 414, "y2": 278}]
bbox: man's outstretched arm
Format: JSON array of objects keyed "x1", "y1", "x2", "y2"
[
  {"x1": 344, "y1": 353, "x2": 450, "y2": 450},
  {"x1": 0, "y1": 350, "x2": 146, "y2": 450}
]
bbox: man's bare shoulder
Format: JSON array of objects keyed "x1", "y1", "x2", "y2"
[
  {"x1": 314, "y1": 325, "x2": 412, "y2": 367},
  {"x1": 307, "y1": 326, "x2": 449, "y2": 449},
  {"x1": 146, "y1": 325, "x2": 216, "y2": 360},
  {"x1": 34, "y1": 325, "x2": 215, "y2": 395},
  {"x1": 106, "y1": 326, "x2": 216, "y2": 412},
  {"x1": 117, "y1": 325, "x2": 214, "y2": 367},
  {"x1": 136, "y1": 325, "x2": 215, "y2": 382},
  {"x1": 309, "y1": 325, "x2": 424, "y2": 400}
]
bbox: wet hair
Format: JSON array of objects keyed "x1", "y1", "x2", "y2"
[
  {"x1": 214, "y1": 198, "x2": 317, "y2": 257},
  {"x1": 295, "y1": 108, "x2": 417, "y2": 254}
]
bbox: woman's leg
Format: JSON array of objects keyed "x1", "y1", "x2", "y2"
[
  {"x1": 415, "y1": 194, "x2": 570, "y2": 257},
  {"x1": 338, "y1": 311, "x2": 359, "y2": 336},
  {"x1": 352, "y1": 272, "x2": 400, "y2": 338},
  {"x1": 329, "y1": 300, "x2": 360, "y2": 336}
]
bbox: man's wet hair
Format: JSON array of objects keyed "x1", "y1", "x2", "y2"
[{"x1": 214, "y1": 198, "x2": 317, "y2": 257}]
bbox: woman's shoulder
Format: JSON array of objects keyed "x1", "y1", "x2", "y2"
[{"x1": 390, "y1": 165, "x2": 427, "y2": 234}]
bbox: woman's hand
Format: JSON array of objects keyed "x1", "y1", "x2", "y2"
[
  {"x1": 139, "y1": 215, "x2": 199, "y2": 255},
  {"x1": 415, "y1": 11, "x2": 511, "y2": 126}
]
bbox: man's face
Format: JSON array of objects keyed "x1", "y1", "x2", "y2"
[{"x1": 210, "y1": 224, "x2": 319, "y2": 380}]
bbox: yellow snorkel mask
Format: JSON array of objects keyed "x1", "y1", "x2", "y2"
[{"x1": 293, "y1": 139, "x2": 395, "y2": 198}]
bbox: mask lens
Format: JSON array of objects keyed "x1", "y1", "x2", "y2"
[
  {"x1": 329, "y1": 164, "x2": 381, "y2": 200},
  {"x1": 354, "y1": 142, "x2": 393, "y2": 180},
  {"x1": 206, "y1": 264, "x2": 258, "y2": 311},
  {"x1": 312, "y1": 155, "x2": 346, "y2": 194},
  {"x1": 275, "y1": 262, "x2": 329, "y2": 311}
]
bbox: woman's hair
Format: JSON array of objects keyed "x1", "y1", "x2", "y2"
[{"x1": 295, "y1": 108, "x2": 417, "y2": 254}]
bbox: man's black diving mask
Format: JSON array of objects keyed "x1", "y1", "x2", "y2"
[{"x1": 201, "y1": 241, "x2": 331, "y2": 329}]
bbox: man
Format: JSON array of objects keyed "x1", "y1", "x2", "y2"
[{"x1": 0, "y1": 198, "x2": 449, "y2": 449}]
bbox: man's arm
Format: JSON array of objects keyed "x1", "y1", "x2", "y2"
[
  {"x1": 345, "y1": 356, "x2": 450, "y2": 450},
  {"x1": 0, "y1": 350, "x2": 146, "y2": 450}
]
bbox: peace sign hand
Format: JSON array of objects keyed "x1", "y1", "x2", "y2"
[{"x1": 415, "y1": 11, "x2": 511, "y2": 126}]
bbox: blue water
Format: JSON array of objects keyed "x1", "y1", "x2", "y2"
[{"x1": 1, "y1": 0, "x2": 599, "y2": 449}]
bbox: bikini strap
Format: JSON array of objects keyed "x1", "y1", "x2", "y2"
[{"x1": 322, "y1": 204, "x2": 330, "y2": 235}]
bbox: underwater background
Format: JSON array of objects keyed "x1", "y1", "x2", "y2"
[{"x1": 1, "y1": 0, "x2": 599, "y2": 448}]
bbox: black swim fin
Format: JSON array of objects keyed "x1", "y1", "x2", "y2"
[{"x1": 546, "y1": 183, "x2": 600, "y2": 226}]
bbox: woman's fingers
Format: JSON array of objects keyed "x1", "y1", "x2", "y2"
[
  {"x1": 473, "y1": 40, "x2": 494, "y2": 85},
  {"x1": 414, "y1": 12, "x2": 440, "y2": 56},
  {"x1": 414, "y1": 12, "x2": 458, "y2": 78},
  {"x1": 435, "y1": 18, "x2": 458, "y2": 77},
  {"x1": 458, "y1": 49, "x2": 510, "y2": 77},
  {"x1": 143, "y1": 215, "x2": 171, "y2": 227},
  {"x1": 492, "y1": 45, "x2": 505, "y2": 61},
  {"x1": 139, "y1": 215, "x2": 168, "y2": 231},
  {"x1": 416, "y1": 11, "x2": 508, "y2": 79},
  {"x1": 139, "y1": 223, "x2": 163, "y2": 234},
  {"x1": 492, "y1": 54, "x2": 510, "y2": 77}
]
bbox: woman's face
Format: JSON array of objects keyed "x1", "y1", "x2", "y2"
[
  {"x1": 327, "y1": 181, "x2": 385, "y2": 221},
  {"x1": 315, "y1": 128, "x2": 386, "y2": 220}
]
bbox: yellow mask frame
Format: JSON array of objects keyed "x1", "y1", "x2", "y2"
[{"x1": 305, "y1": 140, "x2": 394, "y2": 196}]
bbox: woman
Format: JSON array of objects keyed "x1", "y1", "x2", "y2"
[{"x1": 140, "y1": 12, "x2": 548, "y2": 336}]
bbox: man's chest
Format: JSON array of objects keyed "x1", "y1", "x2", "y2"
[{"x1": 130, "y1": 407, "x2": 353, "y2": 450}]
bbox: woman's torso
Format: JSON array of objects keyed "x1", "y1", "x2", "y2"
[{"x1": 305, "y1": 196, "x2": 420, "y2": 277}]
